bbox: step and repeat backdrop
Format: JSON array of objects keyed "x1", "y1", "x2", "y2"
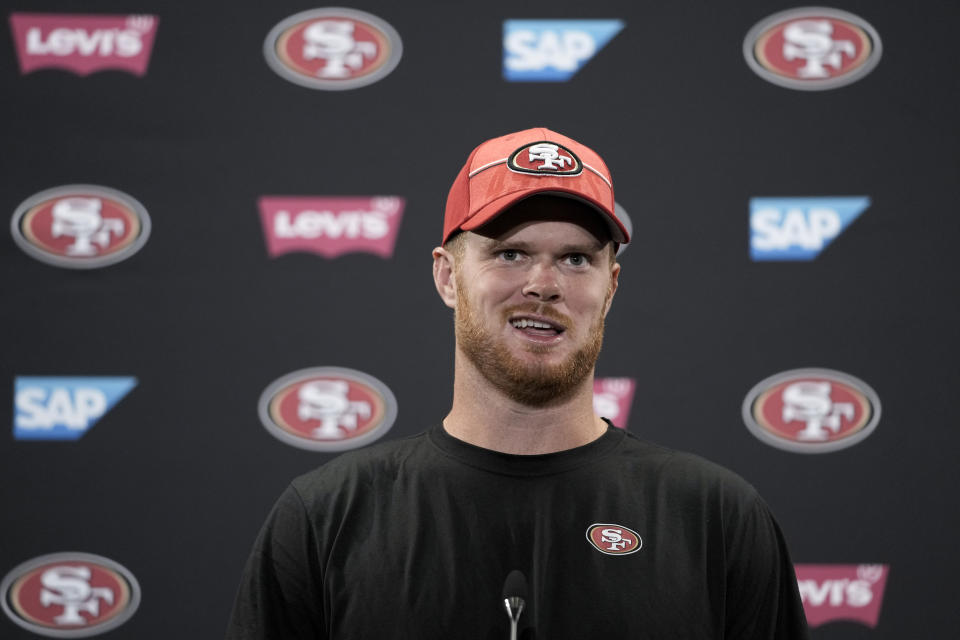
[{"x1": 2, "y1": 1, "x2": 958, "y2": 638}]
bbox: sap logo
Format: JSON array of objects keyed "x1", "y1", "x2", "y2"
[
  {"x1": 503, "y1": 20, "x2": 624, "y2": 82},
  {"x1": 14, "y1": 377, "x2": 137, "y2": 440},
  {"x1": 750, "y1": 197, "x2": 870, "y2": 261}
]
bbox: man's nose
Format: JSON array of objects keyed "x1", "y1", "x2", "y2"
[{"x1": 521, "y1": 263, "x2": 562, "y2": 302}]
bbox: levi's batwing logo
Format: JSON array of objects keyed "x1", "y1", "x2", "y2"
[
  {"x1": 507, "y1": 142, "x2": 583, "y2": 176},
  {"x1": 586, "y1": 523, "x2": 642, "y2": 555}
]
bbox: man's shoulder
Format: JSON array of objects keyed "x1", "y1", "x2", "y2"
[
  {"x1": 289, "y1": 428, "x2": 434, "y2": 496},
  {"x1": 620, "y1": 431, "x2": 761, "y2": 503}
]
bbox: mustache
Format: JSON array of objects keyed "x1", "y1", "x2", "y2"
[{"x1": 501, "y1": 304, "x2": 574, "y2": 328}]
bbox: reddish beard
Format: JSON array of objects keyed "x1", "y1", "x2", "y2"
[{"x1": 454, "y1": 280, "x2": 606, "y2": 407}]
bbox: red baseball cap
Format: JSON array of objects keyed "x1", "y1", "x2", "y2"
[{"x1": 442, "y1": 127, "x2": 629, "y2": 245}]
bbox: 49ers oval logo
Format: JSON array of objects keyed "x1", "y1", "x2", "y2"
[
  {"x1": 586, "y1": 523, "x2": 642, "y2": 556},
  {"x1": 507, "y1": 141, "x2": 583, "y2": 176},
  {"x1": 743, "y1": 7, "x2": 882, "y2": 90},
  {"x1": 263, "y1": 8, "x2": 403, "y2": 90},
  {"x1": 11, "y1": 185, "x2": 151, "y2": 269},
  {"x1": 742, "y1": 368, "x2": 881, "y2": 453},
  {"x1": 1, "y1": 552, "x2": 141, "y2": 638},
  {"x1": 258, "y1": 367, "x2": 398, "y2": 451}
]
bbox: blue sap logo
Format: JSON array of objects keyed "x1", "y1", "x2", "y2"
[
  {"x1": 750, "y1": 197, "x2": 871, "y2": 261},
  {"x1": 503, "y1": 20, "x2": 624, "y2": 82},
  {"x1": 14, "y1": 377, "x2": 137, "y2": 440}
]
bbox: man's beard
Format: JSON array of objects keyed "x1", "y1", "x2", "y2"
[{"x1": 454, "y1": 281, "x2": 606, "y2": 407}]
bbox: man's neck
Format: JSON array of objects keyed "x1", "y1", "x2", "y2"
[{"x1": 442, "y1": 351, "x2": 608, "y2": 455}]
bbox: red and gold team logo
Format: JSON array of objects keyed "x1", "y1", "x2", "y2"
[
  {"x1": 507, "y1": 141, "x2": 583, "y2": 176},
  {"x1": 263, "y1": 8, "x2": 403, "y2": 90},
  {"x1": 11, "y1": 185, "x2": 151, "y2": 269},
  {"x1": 586, "y1": 524, "x2": 642, "y2": 556},
  {"x1": 742, "y1": 368, "x2": 881, "y2": 453},
  {"x1": 0, "y1": 552, "x2": 141, "y2": 638},
  {"x1": 258, "y1": 367, "x2": 398, "y2": 452},
  {"x1": 743, "y1": 7, "x2": 882, "y2": 90}
]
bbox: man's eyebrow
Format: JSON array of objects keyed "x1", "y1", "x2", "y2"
[
  {"x1": 482, "y1": 238, "x2": 532, "y2": 251},
  {"x1": 481, "y1": 238, "x2": 606, "y2": 254},
  {"x1": 558, "y1": 242, "x2": 606, "y2": 254}
]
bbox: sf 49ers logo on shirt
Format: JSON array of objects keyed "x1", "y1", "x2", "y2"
[
  {"x1": 586, "y1": 524, "x2": 642, "y2": 555},
  {"x1": 508, "y1": 141, "x2": 583, "y2": 176},
  {"x1": 0, "y1": 552, "x2": 141, "y2": 638},
  {"x1": 263, "y1": 8, "x2": 403, "y2": 90}
]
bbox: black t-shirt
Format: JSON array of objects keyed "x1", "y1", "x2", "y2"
[{"x1": 226, "y1": 424, "x2": 809, "y2": 639}]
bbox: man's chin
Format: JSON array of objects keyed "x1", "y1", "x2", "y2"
[
  {"x1": 492, "y1": 373, "x2": 584, "y2": 407},
  {"x1": 484, "y1": 350, "x2": 596, "y2": 406}
]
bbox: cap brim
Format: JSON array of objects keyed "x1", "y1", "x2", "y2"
[{"x1": 460, "y1": 187, "x2": 628, "y2": 244}]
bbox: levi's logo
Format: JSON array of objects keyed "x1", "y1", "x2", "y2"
[
  {"x1": 507, "y1": 142, "x2": 582, "y2": 176},
  {"x1": 593, "y1": 378, "x2": 636, "y2": 429},
  {"x1": 259, "y1": 196, "x2": 404, "y2": 259},
  {"x1": 586, "y1": 524, "x2": 642, "y2": 555},
  {"x1": 9, "y1": 13, "x2": 159, "y2": 76},
  {"x1": 795, "y1": 564, "x2": 890, "y2": 628}
]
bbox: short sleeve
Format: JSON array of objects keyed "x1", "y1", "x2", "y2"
[
  {"x1": 724, "y1": 494, "x2": 810, "y2": 639},
  {"x1": 225, "y1": 485, "x2": 325, "y2": 639}
]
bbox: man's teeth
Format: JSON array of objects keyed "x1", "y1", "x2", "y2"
[{"x1": 511, "y1": 319, "x2": 556, "y2": 330}]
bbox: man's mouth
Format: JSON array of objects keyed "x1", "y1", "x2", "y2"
[{"x1": 509, "y1": 316, "x2": 566, "y2": 338}]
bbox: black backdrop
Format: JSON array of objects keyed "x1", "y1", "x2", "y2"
[{"x1": 2, "y1": 1, "x2": 958, "y2": 638}]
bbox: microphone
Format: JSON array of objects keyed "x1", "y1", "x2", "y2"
[{"x1": 502, "y1": 570, "x2": 528, "y2": 640}]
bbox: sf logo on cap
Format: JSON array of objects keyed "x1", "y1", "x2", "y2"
[
  {"x1": 508, "y1": 141, "x2": 583, "y2": 176},
  {"x1": 527, "y1": 143, "x2": 572, "y2": 170}
]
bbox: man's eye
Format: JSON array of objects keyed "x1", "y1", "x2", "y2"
[
  {"x1": 501, "y1": 250, "x2": 519, "y2": 261},
  {"x1": 566, "y1": 254, "x2": 588, "y2": 266}
]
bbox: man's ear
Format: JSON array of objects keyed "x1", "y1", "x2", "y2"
[
  {"x1": 433, "y1": 246, "x2": 457, "y2": 309},
  {"x1": 603, "y1": 261, "x2": 621, "y2": 317}
]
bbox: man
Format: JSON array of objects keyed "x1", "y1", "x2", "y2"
[{"x1": 227, "y1": 128, "x2": 809, "y2": 639}]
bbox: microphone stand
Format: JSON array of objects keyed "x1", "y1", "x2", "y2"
[{"x1": 502, "y1": 570, "x2": 528, "y2": 640}]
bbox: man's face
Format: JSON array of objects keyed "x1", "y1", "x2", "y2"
[{"x1": 441, "y1": 197, "x2": 620, "y2": 406}]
